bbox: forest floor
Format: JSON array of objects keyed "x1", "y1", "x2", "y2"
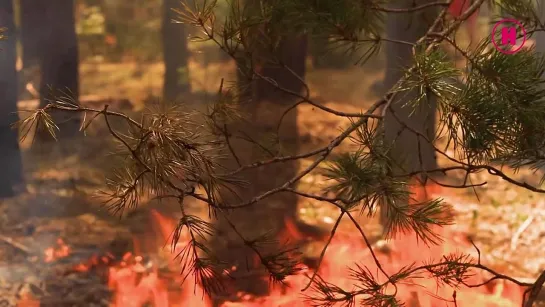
[{"x1": 2, "y1": 20, "x2": 545, "y2": 305}]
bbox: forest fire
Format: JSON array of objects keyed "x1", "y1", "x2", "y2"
[
  {"x1": 20, "y1": 185, "x2": 528, "y2": 306},
  {"x1": 106, "y1": 210, "x2": 212, "y2": 307},
  {"x1": 44, "y1": 238, "x2": 71, "y2": 263},
  {"x1": 103, "y1": 184, "x2": 526, "y2": 306},
  {"x1": 107, "y1": 252, "x2": 170, "y2": 306}
]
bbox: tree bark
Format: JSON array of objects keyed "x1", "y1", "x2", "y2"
[
  {"x1": 211, "y1": 31, "x2": 309, "y2": 299},
  {"x1": 245, "y1": 34, "x2": 308, "y2": 229},
  {"x1": 19, "y1": 0, "x2": 47, "y2": 69},
  {"x1": 39, "y1": 0, "x2": 81, "y2": 140},
  {"x1": 382, "y1": 0, "x2": 439, "y2": 225},
  {"x1": 253, "y1": 35, "x2": 308, "y2": 103},
  {"x1": 251, "y1": 33, "x2": 308, "y2": 233},
  {"x1": 162, "y1": 0, "x2": 191, "y2": 102},
  {"x1": 0, "y1": 1, "x2": 24, "y2": 197}
]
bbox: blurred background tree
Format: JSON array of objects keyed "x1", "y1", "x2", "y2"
[
  {"x1": 0, "y1": 4, "x2": 24, "y2": 198},
  {"x1": 82, "y1": 0, "x2": 162, "y2": 62}
]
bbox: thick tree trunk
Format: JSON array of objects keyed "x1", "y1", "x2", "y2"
[
  {"x1": 381, "y1": 0, "x2": 439, "y2": 225},
  {"x1": 210, "y1": 33, "x2": 309, "y2": 300},
  {"x1": 162, "y1": 0, "x2": 191, "y2": 102},
  {"x1": 251, "y1": 33, "x2": 308, "y2": 222},
  {"x1": 249, "y1": 34, "x2": 307, "y2": 219},
  {"x1": 19, "y1": 0, "x2": 46, "y2": 69},
  {"x1": 39, "y1": 0, "x2": 80, "y2": 140},
  {"x1": 0, "y1": 1, "x2": 24, "y2": 197},
  {"x1": 253, "y1": 35, "x2": 308, "y2": 103}
]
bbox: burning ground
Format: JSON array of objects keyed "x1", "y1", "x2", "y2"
[
  {"x1": 0, "y1": 97, "x2": 544, "y2": 307},
  {"x1": 3, "y1": 46, "x2": 545, "y2": 306},
  {"x1": 0, "y1": 173, "x2": 543, "y2": 306}
]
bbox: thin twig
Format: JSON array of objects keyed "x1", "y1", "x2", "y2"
[
  {"x1": 510, "y1": 215, "x2": 535, "y2": 251},
  {"x1": 0, "y1": 235, "x2": 32, "y2": 254},
  {"x1": 376, "y1": 1, "x2": 451, "y2": 13},
  {"x1": 301, "y1": 211, "x2": 345, "y2": 291}
]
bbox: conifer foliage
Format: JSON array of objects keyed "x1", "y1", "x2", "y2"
[{"x1": 19, "y1": 0, "x2": 545, "y2": 305}]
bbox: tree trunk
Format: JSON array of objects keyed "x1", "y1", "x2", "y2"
[
  {"x1": 210, "y1": 32, "x2": 309, "y2": 300},
  {"x1": 162, "y1": 0, "x2": 191, "y2": 102},
  {"x1": 19, "y1": 0, "x2": 46, "y2": 69},
  {"x1": 39, "y1": 0, "x2": 80, "y2": 140},
  {"x1": 241, "y1": 33, "x2": 308, "y2": 231},
  {"x1": 253, "y1": 35, "x2": 308, "y2": 103},
  {"x1": 381, "y1": 0, "x2": 439, "y2": 225},
  {"x1": 0, "y1": 1, "x2": 24, "y2": 197},
  {"x1": 251, "y1": 33, "x2": 308, "y2": 233},
  {"x1": 534, "y1": 1, "x2": 545, "y2": 61}
]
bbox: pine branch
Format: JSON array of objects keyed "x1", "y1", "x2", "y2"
[{"x1": 17, "y1": 0, "x2": 545, "y2": 304}]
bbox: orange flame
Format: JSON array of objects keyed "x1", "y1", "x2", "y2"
[
  {"x1": 26, "y1": 184, "x2": 526, "y2": 306},
  {"x1": 44, "y1": 238, "x2": 71, "y2": 263},
  {"x1": 107, "y1": 210, "x2": 212, "y2": 307},
  {"x1": 108, "y1": 253, "x2": 169, "y2": 307},
  {"x1": 108, "y1": 182, "x2": 526, "y2": 307},
  {"x1": 219, "y1": 183, "x2": 525, "y2": 306},
  {"x1": 16, "y1": 293, "x2": 40, "y2": 307}
]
